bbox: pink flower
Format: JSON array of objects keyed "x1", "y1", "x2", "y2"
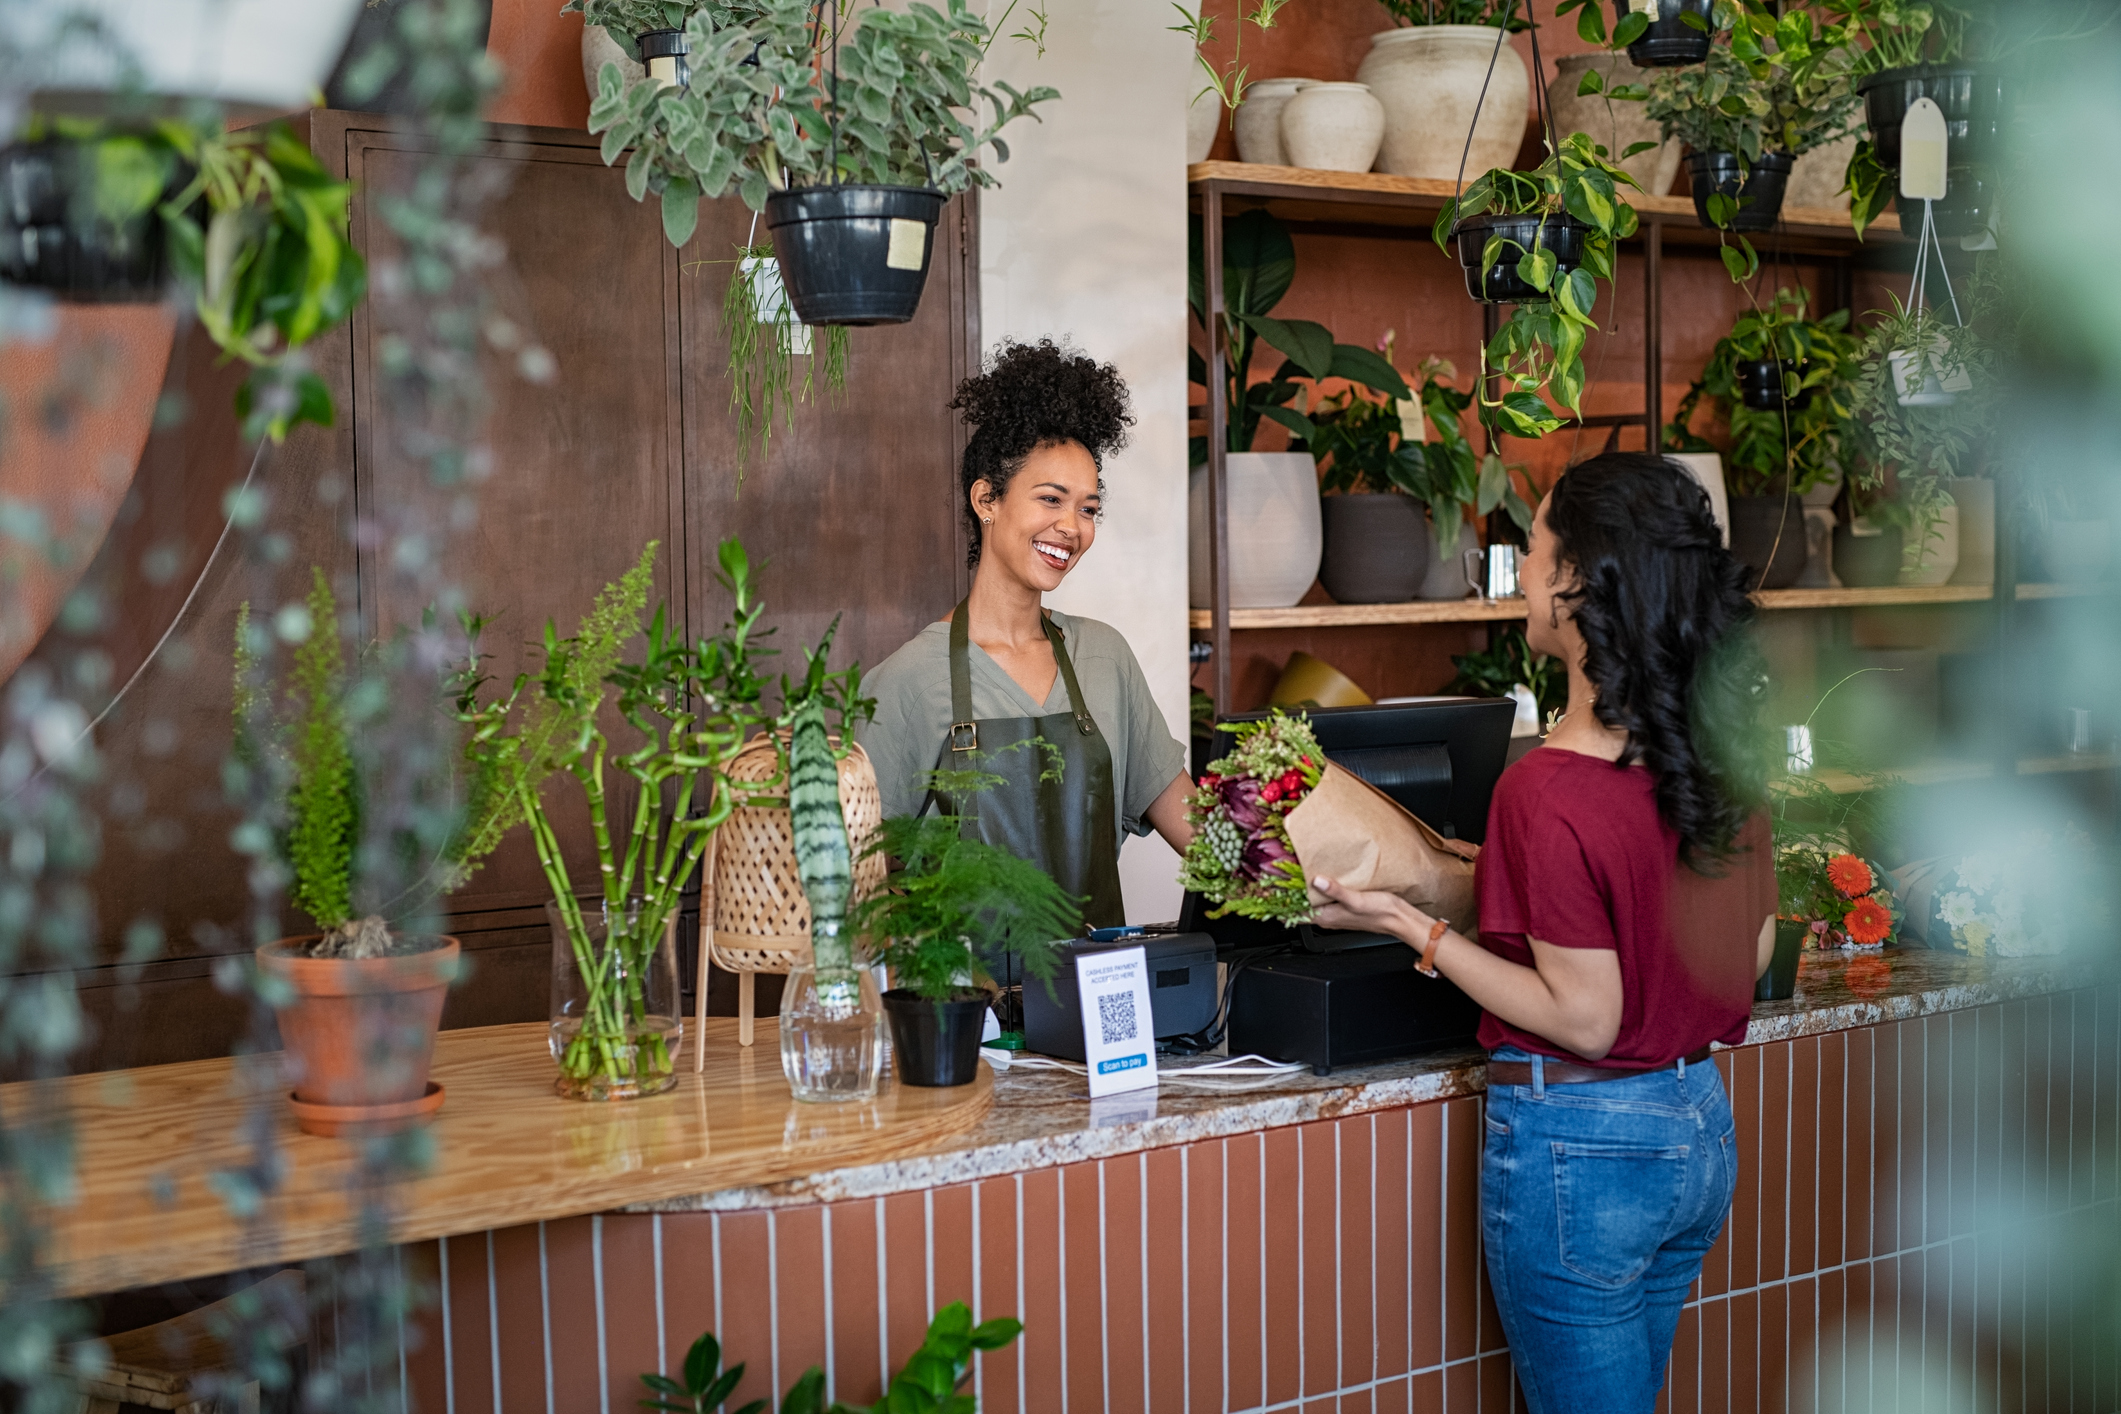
[
  {"x1": 1218, "y1": 776, "x2": 1267, "y2": 831},
  {"x1": 1240, "y1": 832, "x2": 1294, "y2": 881}
]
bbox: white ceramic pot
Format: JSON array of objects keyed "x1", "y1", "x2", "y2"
[
  {"x1": 1234, "y1": 78, "x2": 1312, "y2": 166},
  {"x1": 1947, "y1": 477, "x2": 1995, "y2": 586},
  {"x1": 1889, "y1": 348, "x2": 1972, "y2": 406},
  {"x1": 1188, "y1": 453, "x2": 1325, "y2": 609},
  {"x1": 1279, "y1": 82, "x2": 1385, "y2": 173},
  {"x1": 23, "y1": 0, "x2": 364, "y2": 109},
  {"x1": 1785, "y1": 133, "x2": 1858, "y2": 213},
  {"x1": 1187, "y1": 87, "x2": 1221, "y2": 165},
  {"x1": 1900, "y1": 500, "x2": 1961, "y2": 586},
  {"x1": 1417, "y1": 513, "x2": 1475, "y2": 599},
  {"x1": 1546, "y1": 54, "x2": 1680, "y2": 196},
  {"x1": 582, "y1": 23, "x2": 645, "y2": 96},
  {"x1": 1356, "y1": 26, "x2": 1529, "y2": 182},
  {"x1": 1662, "y1": 452, "x2": 1730, "y2": 546}
]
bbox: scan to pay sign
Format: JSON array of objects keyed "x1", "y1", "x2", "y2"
[{"x1": 1077, "y1": 946, "x2": 1158, "y2": 1097}]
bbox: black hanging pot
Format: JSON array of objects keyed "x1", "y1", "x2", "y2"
[
  {"x1": 635, "y1": 28, "x2": 690, "y2": 89},
  {"x1": 1856, "y1": 66, "x2": 2006, "y2": 239},
  {"x1": 0, "y1": 137, "x2": 173, "y2": 302},
  {"x1": 1610, "y1": 0, "x2": 1716, "y2": 67},
  {"x1": 883, "y1": 989, "x2": 989, "y2": 1087},
  {"x1": 763, "y1": 183, "x2": 945, "y2": 327},
  {"x1": 1753, "y1": 918, "x2": 1805, "y2": 1002},
  {"x1": 1725, "y1": 494, "x2": 1807, "y2": 589},
  {"x1": 1736, "y1": 358, "x2": 1813, "y2": 411},
  {"x1": 1686, "y1": 151, "x2": 1792, "y2": 232},
  {"x1": 1450, "y1": 212, "x2": 1588, "y2": 305}
]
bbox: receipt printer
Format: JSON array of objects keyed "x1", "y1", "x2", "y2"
[{"x1": 1022, "y1": 932, "x2": 1218, "y2": 1061}]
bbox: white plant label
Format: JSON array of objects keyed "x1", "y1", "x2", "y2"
[
  {"x1": 886, "y1": 218, "x2": 927, "y2": 272},
  {"x1": 1076, "y1": 946, "x2": 1157, "y2": 1098},
  {"x1": 741, "y1": 254, "x2": 811, "y2": 355},
  {"x1": 1899, "y1": 97, "x2": 1949, "y2": 201},
  {"x1": 1628, "y1": 0, "x2": 1657, "y2": 14}
]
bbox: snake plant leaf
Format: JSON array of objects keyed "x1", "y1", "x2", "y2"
[{"x1": 787, "y1": 693, "x2": 855, "y2": 967}]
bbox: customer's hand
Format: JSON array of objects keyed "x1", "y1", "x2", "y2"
[{"x1": 1310, "y1": 875, "x2": 1415, "y2": 939}]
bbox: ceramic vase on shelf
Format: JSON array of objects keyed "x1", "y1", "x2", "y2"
[
  {"x1": 1187, "y1": 88, "x2": 1220, "y2": 164},
  {"x1": 1785, "y1": 133, "x2": 1858, "y2": 213},
  {"x1": 1319, "y1": 493, "x2": 1429, "y2": 603},
  {"x1": 1279, "y1": 82, "x2": 1384, "y2": 173},
  {"x1": 1947, "y1": 477, "x2": 1995, "y2": 585},
  {"x1": 1796, "y1": 472, "x2": 1845, "y2": 587},
  {"x1": 1900, "y1": 500, "x2": 1961, "y2": 585},
  {"x1": 1235, "y1": 78, "x2": 1311, "y2": 165},
  {"x1": 1188, "y1": 453, "x2": 1324, "y2": 609},
  {"x1": 1725, "y1": 495, "x2": 1807, "y2": 589},
  {"x1": 1662, "y1": 452, "x2": 1730, "y2": 546},
  {"x1": 581, "y1": 22, "x2": 644, "y2": 96},
  {"x1": 1418, "y1": 513, "x2": 1474, "y2": 599},
  {"x1": 1546, "y1": 54, "x2": 1680, "y2": 195},
  {"x1": 548, "y1": 896, "x2": 682, "y2": 1101},
  {"x1": 1834, "y1": 520, "x2": 1904, "y2": 587},
  {"x1": 1357, "y1": 26, "x2": 1528, "y2": 181},
  {"x1": 779, "y1": 962, "x2": 884, "y2": 1102}
]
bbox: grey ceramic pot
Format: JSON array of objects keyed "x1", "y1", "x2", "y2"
[
  {"x1": 1725, "y1": 495, "x2": 1807, "y2": 589},
  {"x1": 1319, "y1": 493, "x2": 1428, "y2": 603}
]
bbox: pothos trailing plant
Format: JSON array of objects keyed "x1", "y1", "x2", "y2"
[
  {"x1": 1666, "y1": 286, "x2": 1860, "y2": 497},
  {"x1": 1433, "y1": 132, "x2": 1642, "y2": 439},
  {"x1": 452, "y1": 538, "x2": 772, "y2": 1094}
]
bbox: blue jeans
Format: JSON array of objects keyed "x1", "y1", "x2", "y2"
[{"x1": 1480, "y1": 1048, "x2": 1737, "y2": 1414}]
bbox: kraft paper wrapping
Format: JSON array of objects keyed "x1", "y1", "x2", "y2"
[{"x1": 1283, "y1": 763, "x2": 1481, "y2": 933}]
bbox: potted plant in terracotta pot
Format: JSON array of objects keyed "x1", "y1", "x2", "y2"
[
  {"x1": 235, "y1": 570, "x2": 462, "y2": 1139},
  {"x1": 1187, "y1": 209, "x2": 1411, "y2": 609},
  {"x1": 453, "y1": 539, "x2": 772, "y2": 1100},
  {"x1": 1358, "y1": 0, "x2": 1530, "y2": 181},
  {"x1": 851, "y1": 785, "x2": 1080, "y2": 1088}
]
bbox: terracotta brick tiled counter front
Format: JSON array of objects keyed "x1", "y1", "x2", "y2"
[{"x1": 403, "y1": 956, "x2": 2120, "y2": 1413}]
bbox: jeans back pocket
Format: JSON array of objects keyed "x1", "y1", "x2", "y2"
[{"x1": 1551, "y1": 1141, "x2": 1692, "y2": 1288}]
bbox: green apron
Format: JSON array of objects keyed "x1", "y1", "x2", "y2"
[{"x1": 927, "y1": 600, "x2": 1126, "y2": 931}]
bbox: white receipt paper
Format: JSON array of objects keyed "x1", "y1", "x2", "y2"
[{"x1": 1076, "y1": 946, "x2": 1158, "y2": 1098}]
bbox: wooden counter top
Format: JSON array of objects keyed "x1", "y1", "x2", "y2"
[{"x1": 28, "y1": 1021, "x2": 990, "y2": 1299}]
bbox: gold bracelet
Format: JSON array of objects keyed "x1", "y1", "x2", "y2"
[{"x1": 1416, "y1": 917, "x2": 1447, "y2": 977}]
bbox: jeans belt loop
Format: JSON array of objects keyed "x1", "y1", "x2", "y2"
[{"x1": 1531, "y1": 1053, "x2": 1545, "y2": 1100}]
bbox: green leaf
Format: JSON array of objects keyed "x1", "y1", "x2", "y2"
[
  {"x1": 1257, "y1": 404, "x2": 1317, "y2": 442},
  {"x1": 1576, "y1": 2, "x2": 1607, "y2": 44},
  {"x1": 1620, "y1": 140, "x2": 1658, "y2": 159},
  {"x1": 1326, "y1": 342, "x2": 1412, "y2": 400},
  {"x1": 1680, "y1": 7, "x2": 1710, "y2": 30},
  {"x1": 661, "y1": 177, "x2": 700, "y2": 247},
  {"x1": 1576, "y1": 67, "x2": 1605, "y2": 96},
  {"x1": 1243, "y1": 314, "x2": 1335, "y2": 380},
  {"x1": 1613, "y1": 11, "x2": 1650, "y2": 46}
]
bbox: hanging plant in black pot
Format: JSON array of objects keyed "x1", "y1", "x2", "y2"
[
  {"x1": 1686, "y1": 151, "x2": 1793, "y2": 231},
  {"x1": 1434, "y1": 132, "x2": 1641, "y2": 440},
  {"x1": 850, "y1": 808, "x2": 1077, "y2": 1089},
  {"x1": 1556, "y1": 0, "x2": 1715, "y2": 68},
  {"x1": 0, "y1": 127, "x2": 180, "y2": 302},
  {"x1": 1849, "y1": 66, "x2": 2005, "y2": 239},
  {"x1": 579, "y1": 0, "x2": 1057, "y2": 326}
]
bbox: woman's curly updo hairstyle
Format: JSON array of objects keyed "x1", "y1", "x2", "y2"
[
  {"x1": 949, "y1": 339, "x2": 1134, "y2": 567},
  {"x1": 1543, "y1": 452, "x2": 1769, "y2": 871}
]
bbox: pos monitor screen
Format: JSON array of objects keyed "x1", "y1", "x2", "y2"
[{"x1": 1178, "y1": 697, "x2": 1516, "y2": 951}]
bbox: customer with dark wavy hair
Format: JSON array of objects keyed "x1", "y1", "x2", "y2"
[
  {"x1": 1310, "y1": 452, "x2": 1776, "y2": 1414},
  {"x1": 860, "y1": 339, "x2": 1192, "y2": 931}
]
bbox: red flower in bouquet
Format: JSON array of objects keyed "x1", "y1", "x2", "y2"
[
  {"x1": 1843, "y1": 896, "x2": 1892, "y2": 945},
  {"x1": 1826, "y1": 853, "x2": 1874, "y2": 898}
]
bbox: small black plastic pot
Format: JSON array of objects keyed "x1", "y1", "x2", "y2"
[
  {"x1": 1857, "y1": 66, "x2": 2005, "y2": 238},
  {"x1": 1319, "y1": 493, "x2": 1429, "y2": 604},
  {"x1": 763, "y1": 184, "x2": 945, "y2": 326},
  {"x1": 1611, "y1": 0, "x2": 1715, "y2": 67},
  {"x1": 1753, "y1": 919, "x2": 1805, "y2": 1002},
  {"x1": 1736, "y1": 358, "x2": 1813, "y2": 412},
  {"x1": 1450, "y1": 212, "x2": 1588, "y2": 305},
  {"x1": 1686, "y1": 152, "x2": 1793, "y2": 232},
  {"x1": 1833, "y1": 523, "x2": 1905, "y2": 588},
  {"x1": 0, "y1": 138, "x2": 171, "y2": 302},
  {"x1": 883, "y1": 989, "x2": 989, "y2": 1088},
  {"x1": 1727, "y1": 494, "x2": 1807, "y2": 589},
  {"x1": 635, "y1": 28, "x2": 690, "y2": 88}
]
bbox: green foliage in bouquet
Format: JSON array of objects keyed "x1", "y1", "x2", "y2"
[{"x1": 1178, "y1": 709, "x2": 1324, "y2": 923}]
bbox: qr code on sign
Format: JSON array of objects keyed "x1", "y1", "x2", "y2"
[{"x1": 1097, "y1": 991, "x2": 1138, "y2": 1046}]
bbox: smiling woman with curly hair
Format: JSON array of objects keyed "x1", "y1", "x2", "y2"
[{"x1": 857, "y1": 339, "x2": 1192, "y2": 933}]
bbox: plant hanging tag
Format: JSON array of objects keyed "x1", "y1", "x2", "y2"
[
  {"x1": 1076, "y1": 945, "x2": 1157, "y2": 1098},
  {"x1": 1899, "y1": 97, "x2": 1949, "y2": 201},
  {"x1": 885, "y1": 218, "x2": 927, "y2": 272},
  {"x1": 1396, "y1": 397, "x2": 1425, "y2": 443},
  {"x1": 1628, "y1": 0, "x2": 1656, "y2": 12},
  {"x1": 741, "y1": 254, "x2": 811, "y2": 355}
]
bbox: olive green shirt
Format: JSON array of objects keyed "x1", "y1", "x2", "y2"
[{"x1": 856, "y1": 610, "x2": 1189, "y2": 842}]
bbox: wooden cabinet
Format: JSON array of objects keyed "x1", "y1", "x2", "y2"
[{"x1": 34, "y1": 112, "x2": 977, "y2": 1070}]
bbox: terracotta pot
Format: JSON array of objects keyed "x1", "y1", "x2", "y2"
[
  {"x1": 1546, "y1": 54, "x2": 1680, "y2": 196},
  {"x1": 1357, "y1": 26, "x2": 1528, "y2": 182},
  {"x1": 258, "y1": 936, "x2": 459, "y2": 1136},
  {"x1": 1278, "y1": 82, "x2": 1385, "y2": 173}
]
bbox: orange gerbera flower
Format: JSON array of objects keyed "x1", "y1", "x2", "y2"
[
  {"x1": 1826, "y1": 853, "x2": 1874, "y2": 898},
  {"x1": 1844, "y1": 896, "x2": 1893, "y2": 945}
]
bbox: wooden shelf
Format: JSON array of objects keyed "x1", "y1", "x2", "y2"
[
  {"x1": 1810, "y1": 753, "x2": 2120, "y2": 795},
  {"x1": 2016, "y1": 581, "x2": 2110, "y2": 600},
  {"x1": 1186, "y1": 161, "x2": 1901, "y2": 250},
  {"x1": 1190, "y1": 583, "x2": 2014, "y2": 631}
]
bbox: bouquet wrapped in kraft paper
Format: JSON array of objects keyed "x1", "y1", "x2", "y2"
[{"x1": 1177, "y1": 709, "x2": 1479, "y2": 932}]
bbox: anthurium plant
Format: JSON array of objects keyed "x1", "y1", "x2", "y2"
[
  {"x1": 1666, "y1": 287, "x2": 1860, "y2": 497},
  {"x1": 1432, "y1": 132, "x2": 1641, "y2": 439},
  {"x1": 1187, "y1": 208, "x2": 1412, "y2": 461},
  {"x1": 575, "y1": 0, "x2": 1057, "y2": 247}
]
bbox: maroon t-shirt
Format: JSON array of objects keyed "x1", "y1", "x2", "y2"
[{"x1": 1473, "y1": 746, "x2": 1773, "y2": 1068}]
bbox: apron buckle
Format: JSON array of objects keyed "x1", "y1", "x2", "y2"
[
  {"x1": 949, "y1": 721, "x2": 979, "y2": 753},
  {"x1": 1076, "y1": 714, "x2": 1096, "y2": 736}
]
